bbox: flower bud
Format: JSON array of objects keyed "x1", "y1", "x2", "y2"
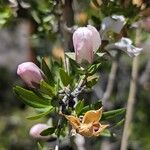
[
  {"x1": 17, "y1": 62, "x2": 44, "y2": 88},
  {"x1": 73, "y1": 25, "x2": 101, "y2": 64},
  {"x1": 29, "y1": 123, "x2": 50, "y2": 139}
]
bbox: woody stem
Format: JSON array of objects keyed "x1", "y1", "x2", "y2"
[{"x1": 120, "y1": 29, "x2": 141, "y2": 150}]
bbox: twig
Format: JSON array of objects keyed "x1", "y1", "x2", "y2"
[
  {"x1": 74, "y1": 134, "x2": 86, "y2": 150},
  {"x1": 71, "y1": 75, "x2": 86, "y2": 98},
  {"x1": 102, "y1": 59, "x2": 118, "y2": 102},
  {"x1": 102, "y1": 53, "x2": 120, "y2": 107},
  {"x1": 62, "y1": 23, "x2": 78, "y2": 34},
  {"x1": 55, "y1": 138, "x2": 59, "y2": 150},
  {"x1": 120, "y1": 29, "x2": 141, "y2": 150}
]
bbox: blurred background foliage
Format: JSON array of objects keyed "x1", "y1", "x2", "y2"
[{"x1": 0, "y1": 0, "x2": 149, "y2": 150}]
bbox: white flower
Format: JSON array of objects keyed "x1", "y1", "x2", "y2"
[
  {"x1": 105, "y1": 37, "x2": 143, "y2": 57},
  {"x1": 100, "y1": 15, "x2": 126, "y2": 40}
]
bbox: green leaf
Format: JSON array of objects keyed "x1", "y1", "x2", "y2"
[
  {"x1": 41, "y1": 58, "x2": 54, "y2": 85},
  {"x1": 14, "y1": 86, "x2": 50, "y2": 108},
  {"x1": 65, "y1": 52, "x2": 75, "y2": 60},
  {"x1": 86, "y1": 63, "x2": 101, "y2": 75},
  {"x1": 67, "y1": 55, "x2": 84, "y2": 75},
  {"x1": 93, "y1": 101, "x2": 102, "y2": 110},
  {"x1": 26, "y1": 106, "x2": 54, "y2": 120},
  {"x1": 40, "y1": 80, "x2": 56, "y2": 97},
  {"x1": 37, "y1": 142, "x2": 43, "y2": 150},
  {"x1": 77, "y1": 101, "x2": 101, "y2": 116},
  {"x1": 96, "y1": 52, "x2": 106, "y2": 57},
  {"x1": 86, "y1": 76, "x2": 99, "y2": 88},
  {"x1": 40, "y1": 127, "x2": 55, "y2": 136},
  {"x1": 51, "y1": 97, "x2": 59, "y2": 107},
  {"x1": 79, "y1": 100, "x2": 102, "y2": 115},
  {"x1": 101, "y1": 108, "x2": 126, "y2": 120},
  {"x1": 59, "y1": 68, "x2": 72, "y2": 86},
  {"x1": 67, "y1": 55, "x2": 80, "y2": 68},
  {"x1": 75, "y1": 100, "x2": 84, "y2": 116},
  {"x1": 79, "y1": 105, "x2": 92, "y2": 115},
  {"x1": 111, "y1": 119, "x2": 125, "y2": 129},
  {"x1": 31, "y1": 11, "x2": 41, "y2": 23},
  {"x1": 100, "y1": 129, "x2": 111, "y2": 137}
]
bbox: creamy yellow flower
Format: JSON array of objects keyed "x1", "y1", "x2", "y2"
[{"x1": 63, "y1": 107, "x2": 109, "y2": 137}]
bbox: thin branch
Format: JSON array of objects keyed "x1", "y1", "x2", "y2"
[
  {"x1": 74, "y1": 134, "x2": 86, "y2": 150},
  {"x1": 120, "y1": 29, "x2": 141, "y2": 150},
  {"x1": 62, "y1": 22, "x2": 78, "y2": 34},
  {"x1": 55, "y1": 138, "x2": 59, "y2": 150},
  {"x1": 102, "y1": 53, "x2": 120, "y2": 108},
  {"x1": 102, "y1": 59, "x2": 118, "y2": 102}
]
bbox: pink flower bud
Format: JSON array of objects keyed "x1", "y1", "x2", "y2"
[
  {"x1": 17, "y1": 62, "x2": 43, "y2": 88},
  {"x1": 73, "y1": 25, "x2": 101, "y2": 64},
  {"x1": 29, "y1": 123, "x2": 50, "y2": 139}
]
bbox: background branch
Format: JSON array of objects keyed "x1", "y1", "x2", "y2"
[
  {"x1": 120, "y1": 29, "x2": 141, "y2": 150},
  {"x1": 102, "y1": 54, "x2": 120, "y2": 108}
]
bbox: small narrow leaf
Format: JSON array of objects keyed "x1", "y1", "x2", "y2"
[
  {"x1": 66, "y1": 56, "x2": 84, "y2": 75},
  {"x1": 100, "y1": 129, "x2": 111, "y2": 137},
  {"x1": 96, "y1": 52, "x2": 106, "y2": 57},
  {"x1": 26, "y1": 107, "x2": 54, "y2": 120},
  {"x1": 37, "y1": 142, "x2": 43, "y2": 150},
  {"x1": 51, "y1": 97, "x2": 59, "y2": 107},
  {"x1": 40, "y1": 127, "x2": 55, "y2": 136},
  {"x1": 79, "y1": 100, "x2": 102, "y2": 115},
  {"x1": 41, "y1": 58, "x2": 54, "y2": 85},
  {"x1": 111, "y1": 119, "x2": 125, "y2": 129},
  {"x1": 65, "y1": 52, "x2": 75, "y2": 60},
  {"x1": 14, "y1": 86, "x2": 50, "y2": 108},
  {"x1": 101, "y1": 108, "x2": 126, "y2": 120},
  {"x1": 75, "y1": 100, "x2": 84, "y2": 116},
  {"x1": 93, "y1": 101, "x2": 102, "y2": 110},
  {"x1": 59, "y1": 68, "x2": 72, "y2": 86},
  {"x1": 86, "y1": 63, "x2": 101, "y2": 75},
  {"x1": 79, "y1": 105, "x2": 92, "y2": 115},
  {"x1": 86, "y1": 76, "x2": 99, "y2": 88},
  {"x1": 40, "y1": 80, "x2": 56, "y2": 97}
]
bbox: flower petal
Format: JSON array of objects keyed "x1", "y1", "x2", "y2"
[
  {"x1": 105, "y1": 37, "x2": 143, "y2": 57},
  {"x1": 93, "y1": 122, "x2": 101, "y2": 132},
  {"x1": 93, "y1": 124, "x2": 109, "y2": 136},
  {"x1": 82, "y1": 107, "x2": 103, "y2": 124},
  {"x1": 87, "y1": 25, "x2": 101, "y2": 51},
  {"x1": 78, "y1": 123, "x2": 93, "y2": 137},
  {"x1": 73, "y1": 27, "x2": 93, "y2": 64},
  {"x1": 101, "y1": 15, "x2": 126, "y2": 40},
  {"x1": 64, "y1": 115, "x2": 80, "y2": 130}
]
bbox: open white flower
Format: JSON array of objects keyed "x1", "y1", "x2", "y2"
[
  {"x1": 101, "y1": 15, "x2": 126, "y2": 40},
  {"x1": 105, "y1": 37, "x2": 143, "y2": 57}
]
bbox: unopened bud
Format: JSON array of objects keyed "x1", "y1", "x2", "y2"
[
  {"x1": 29, "y1": 123, "x2": 50, "y2": 139},
  {"x1": 73, "y1": 25, "x2": 101, "y2": 64},
  {"x1": 17, "y1": 62, "x2": 44, "y2": 88}
]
